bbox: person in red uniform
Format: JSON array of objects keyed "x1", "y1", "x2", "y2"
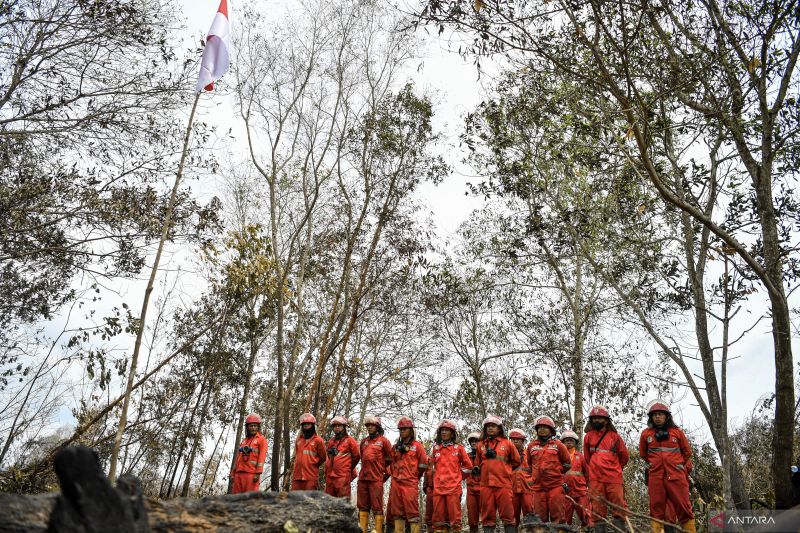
[
  {"x1": 389, "y1": 416, "x2": 427, "y2": 533},
  {"x1": 509, "y1": 428, "x2": 535, "y2": 526},
  {"x1": 431, "y1": 419, "x2": 473, "y2": 532},
  {"x1": 465, "y1": 431, "x2": 482, "y2": 533},
  {"x1": 422, "y1": 452, "x2": 435, "y2": 532},
  {"x1": 325, "y1": 415, "x2": 360, "y2": 499},
  {"x1": 474, "y1": 415, "x2": 520, "y2": 533},
  {"x1": 639, "y1": 400, "x2": 695, "y2": 533},
  {"x1": 527, "y1": 416, "x2": 571, "y2": 523},
  {"x1": 358, "y1": 415, "x2": 393, "y2": 533},
  {"x1": 231, "y1": 413, "x2": 268, "y2": 493},
  {"x1": 583, "y1": 405, "x2": 629, "y2": 533},
  {"x1": 291, "y1": 413, "x2": 327, "y2": 490},
  {"x1": 561, "y1": 430, "x2": 593, "y2": 528}
]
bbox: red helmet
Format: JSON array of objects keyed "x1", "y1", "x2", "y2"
[
  {"x1": 647, "y1": 400, "x2": 671, "y2": 415},
  {"x1": 508, "y1": 428, "x2": 527, "y2": 440},
  {"x1": 438, "y1": 419, "x2": 457, "y2": 431},
  {"x1": 330, "y1": 416, "x2": 348, "y2": 426},
  {"x1": 482, "y1": 415, "x2": 503, "y2": 427},
  {"x1": 364, "y1": 415, "x2": 382, "y2": 427},
  {"x1": 534, "y1": 416, "x2": 555, "y2": 431},
  {"x1": 588, "y1": 405, "x2": 610, "y2": 418},
  {"x1": 299, "y1": 413, "x2": 317, "y2": 425},
  {"x1": 561, "y1": 430, "x2": 579, "y2": 442},
  {"x1": 245, "y1": 413, "x2": 262, "y2": 424},
  {"x1": 397, "y1": 416, "x2": 414, "y2": 429},
  {"x1": 467, "y1": 431, "x2": 481, "y2": 442}
]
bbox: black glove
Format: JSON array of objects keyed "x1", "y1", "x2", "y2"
[
  {"x1": 484, "y1": 448, "x2": 497, "y2": 459},
  {"x1": 655, "y1": 429, "x2": 669, "y2": 441},
  {"x1": 562, "y1": 482, "x2": 569, "y2": 494},
  {"x1": 395, "y1": 442, "x2": 408, "y2": 454},
  {"x1": 239, "y1": 446, "x2": 253, "y2": 455},
  {"x1": 472, "y1": 466, "x2": 481, "y2": 476},
  {"x1": 327, "y1": 447, "x2": 338, "y2": 456},
  {"x1": 644, "y1": 466, "x2": 650, "y2": 483}
]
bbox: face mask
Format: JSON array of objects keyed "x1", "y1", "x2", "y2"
[
  {"x1": 302, "y1": 427, "x2": 314, "y2": 439},
  {"x1": 591, "y1": 421, "x2": 604, "y2": 430}
]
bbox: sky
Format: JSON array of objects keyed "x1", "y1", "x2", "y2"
[{"x1": 111, "y1": 0, "x2": 798, "y2": 443}]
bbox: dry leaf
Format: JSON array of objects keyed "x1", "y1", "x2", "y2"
[
  {"x1": 626, "y1": 127, "x2": 635, "y2": 140},
  {"x1": 637, "y1": 203, "x2": 646, "y2": 215},
  {"x1": 473, "y1": 0, "x2": 484, "y2": 12},
  {"x1": 747, "y1": 57, "x2": 761, "y2": 74}
]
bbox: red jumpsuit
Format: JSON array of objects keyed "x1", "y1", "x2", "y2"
[
  {"x1": 583, "y1": 429, "x2": 629, "y2": 521},
  {"x1": 422, "y1": 455, "x2": 435, "y2": 529},
  {"x1": 232, "y1": 432, "x2": 268, "y2": 493},
  {"x1": 466, "y1": 449, "x2": 482, "y2": 529},
  {"x1": 528, "y1": 438, "x2": 571, "y2": 523},
  {"x1": 389, "y1": 439, "x2": 428, "y2": 522},
  {"x1": 357, "y1": 434, "x2": 393, "y2": 513},
  {"x1": 563, "y1": 449, "x2": 593, "y2": 526},
  {"x1": 291, "y1": 433, "x2": 326, "y2": 490},
  {"x1": 639, "y1": 426, "x2": 694, "y2": 524},
  {"x1": 512, "y1": 451, "x2": 535, "y2": 525},
  {"x1": 475, "y1": 436, "x2": 521, "y2": 527},
  {"x1": 325, "y1": 434, "x2": 360, "y2": 498},
  {"x1": 431, "y1": 442, "x2": 472, "y2": 529}
]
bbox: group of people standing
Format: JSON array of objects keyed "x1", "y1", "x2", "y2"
[{"x1": 231, "y1": 400, "x2": 695, "y2": 533}]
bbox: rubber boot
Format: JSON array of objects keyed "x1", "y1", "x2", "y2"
[
  {"x1": 651, "y1": 520, "x2": 665, "y2": 533},
  {"x1": 394, "y1": 519, "x2": 406, "y2": 533},
  {"x1": 374, "y1": 514, "x2": 384, "y2": 533},
  {"x1": 409, "y1": 522, "x2": 421, "y2": 533},
  {"x1": 504, "y1": 525, "x2": 517, "y2": 533},
  {"x1": 469, "y1": 528, "x2": 479, "y2": 533},
  {"x1": 594, "y1": 522, "x2": 608, "y2": 533},
  {"x1": 359, "y1": 511, "x2": 370, "y2": 533},
  {"x1": 680, "y1": 519, "x2": 697, "y2": 533},
  {"x1": 611, "y1": 518, "x2": 626, "y2": 532}
]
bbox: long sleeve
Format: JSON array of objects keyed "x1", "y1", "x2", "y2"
[
  {"x1": 257, "y1": 435, "x2": 268, "y2": 473},
  {"x1": 616, "y1": 434, "x2": 629, "y2": 468}
]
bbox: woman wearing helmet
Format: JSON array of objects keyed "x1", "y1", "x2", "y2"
[
  {"x1": 639, "y1": 400, "x2": 695, "y2": 533},
  {"x1": 388, "y1": 417, "x2": 428, "y2": 533},
  {"x1": 527, "y1": 416, "x2": 571, "y2": 523},
  {"x1": 231, "y1": 413, "x2": 268, "y2": 493},
  {"x1": 561, "y1": 429, "x2": 592, "y2": 528},
  {"x1": 358, "y1": 416, "x2": 393, "y2": 533},
  {"x1": 291, "y1": 413, "x2": 327, "y2": 491},
  {"x1": 475, "y1": 415, "x2": 520, "y2": 533},
  {"x1": 509, "y1": 428, "x2": 535, "y2": 527},
  {"x1": 465, "y1": 431, "x2": 482, "y2": 533},
  {"x1": 583, "y1": 405, "x2": 629, "y2": 531},
  {"x1": 431, "y1": 419, "x2": 473, "y2": 532},
  {"x1": 325, "y1": 416, "x2": 360, "y2": 499}
]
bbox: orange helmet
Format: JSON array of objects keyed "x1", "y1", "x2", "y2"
[
  {"x1": 330, "y1": 416, "x2": 348, "y2": 426},
  {"x1": 482, "y1": 415, "x2": 503, "y2": 427},
  {"x1": 561, "y1": 430, "x2": 579, "y2": 442},
  {"x1": 647, "y1": 400, "x2": 671, "y2": 415},
  {"x1": 588, "y1": 405, "x2": 610, "y2": 418},
  {"x1": 438, "y1": 419, "x2": 457, "y2": 431},
  {"x1": 508, "y1": 428, "x2": 527, "y2": 440},
  {"x1": 397, "y1": 416, "x2": 414, "y2": 429},
  {"x1": 245, "y1": 413, "x2": 262, "y2": 424},
  {"x1": 364, "y1": 415, "x2": 382, "y2": 427},
  {"x1": 299, "y1": 413, "x2": 317, "y2": 425},
  {"x1": 534, "y1": 416, "x2": 555, "y2": 431}
]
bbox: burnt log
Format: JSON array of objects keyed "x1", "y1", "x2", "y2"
[{"x1": 0, "y1": 446, "x2": 358, "y2": 533}]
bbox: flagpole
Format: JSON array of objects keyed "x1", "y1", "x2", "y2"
[{"x1": 108, "y1": 91, "x2": 202, "y2": 481}]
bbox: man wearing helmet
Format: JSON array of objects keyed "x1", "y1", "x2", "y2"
[
  {"x1": 527, "y1": 416, "x2": 571, "y2": 523},
  {"x1": 325, "y1": 416, "x2": 360, "y2": 499},
  {"x1": 358, "y1": 416, "x2": 393, "y2": 533},
  {"x1": 431, "y1": 419, "x2": 473, "y2": 532},
  {"x1": 474, "y1": 415, "x2": 520, "y2": 533},
  {"x1": 388, "y1": 417, "x2": 428, "y2": 533},
  {"x1": 583, "y1": 405, "x2": 629, "y2": 532},
  {"x1": 291, "y1": 413, "x2": 327, "y2": 491},
  {"x1": 465, "y1": 431, "x2": 482, "y2": 533},
  {"x1": 231, "y1": 413, "x2": 268, "y2": 494},
  {"x1": 509, "y1": 428, "x2": 535, "y2": 527},
  {"x1": 639, "y1": 400, "x2": 695, "y2": 533},
  {"x1": 561, "y1": 430, "x2": 592, "y2": 528}
]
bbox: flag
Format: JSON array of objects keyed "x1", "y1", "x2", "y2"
[{"x1": 196, "y1": 0, "x2": 231, "y2": 92}]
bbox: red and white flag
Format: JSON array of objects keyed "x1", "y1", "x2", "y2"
[{"x1": 196, "y1": 0, "x2": 231, "y2": 92}]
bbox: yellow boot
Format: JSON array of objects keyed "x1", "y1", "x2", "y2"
[
  {"x1": 410, "y1": 522, "x2": 421, "y2": 533},
  {"x1": 394, "y1": 519, "x2": 406, "y2": 532},
  {"x1": 651, "y1": 519, "x2": 665, "y2": 533},
  {"x1": 359, "y1": 511, "x2": 370, "y2": 533},
  {"x1": 374, "y1": 514, "x2": 384, "y2": 533},
  {"x1": 681, "y1": 519, "x2": 697, "y2": 533}
]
